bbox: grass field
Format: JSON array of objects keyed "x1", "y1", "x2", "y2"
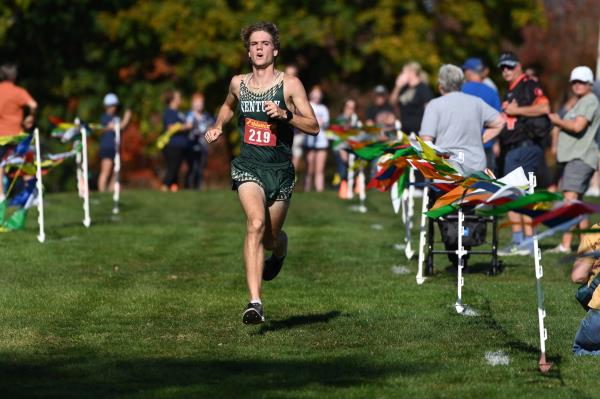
[{"x1": 0, "y1": 189, "x2": 597, "y2": 398}]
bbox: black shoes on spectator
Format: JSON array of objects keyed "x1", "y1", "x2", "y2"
[{"x1": 242, "y1": 302, "x2": 265, "y2": 324}]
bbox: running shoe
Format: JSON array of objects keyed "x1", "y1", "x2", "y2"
[
  {"x1": 498, "y1": 245, "x2": 531, "y2": 256},
  {"x1": 263, "y1": 255, "x2": 286, "y2": 281},
  {"x1": 242, "y1": 302, "x2": 265, "y2": 324},
  {"x1": 263, "y1": 232, "x2": 287, "y2": 281},
  {"x1": 546, "y1": 244, "x2": 569, "y2": 254}
]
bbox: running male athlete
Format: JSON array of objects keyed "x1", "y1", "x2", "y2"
[{"x1": 205, "y1": 22, "x2": 319, "y2": 324}]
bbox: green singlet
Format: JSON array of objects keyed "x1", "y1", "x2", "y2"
[{"x1": 231, "y1": 71, "x2": 296, "y2": 202}]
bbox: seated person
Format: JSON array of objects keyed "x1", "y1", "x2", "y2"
[{"x1": 571, "y1": 223, "x2": 600, "y2": 355}]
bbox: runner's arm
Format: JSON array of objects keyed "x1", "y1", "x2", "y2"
[
  {"x1": 206, "y1": 77, "x2": 239, "y2": 143},
  {"x1": 266, "y1": 76, "x2": 319, "y2": 135}
]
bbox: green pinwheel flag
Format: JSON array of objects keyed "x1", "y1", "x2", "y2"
[{"x1": 478, "y1": 191, "x2": 562, "y2": 216}]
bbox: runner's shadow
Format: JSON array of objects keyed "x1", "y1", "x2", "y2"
[{"x1": 257, "y1": 311, "x2": 342, "y2": 335}]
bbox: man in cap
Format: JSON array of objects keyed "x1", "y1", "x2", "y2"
[
  {"x1": 365, "y1": 85, "x2": 395, "y2": 126},
  {"x1": 496, "y1": 52, "x2": 551, "y2": 256},
  {"x1": 461, "y1": 57, "x2": 502, "y2": 173}
]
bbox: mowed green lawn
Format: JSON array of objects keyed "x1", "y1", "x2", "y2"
[{"x1": 0, "y1": 189, "x2": 597, "y2": 398}]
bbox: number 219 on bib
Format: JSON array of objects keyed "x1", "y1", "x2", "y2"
[{"x1": 244, "y1": 118, "x2": 277, "y2": 147}]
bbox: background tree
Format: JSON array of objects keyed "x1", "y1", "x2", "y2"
[{"x1": 0, "y1": 0, "x2": 564, "y2": 189}]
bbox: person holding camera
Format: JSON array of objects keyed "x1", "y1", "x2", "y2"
[{"x1": 571, "y1": 223, "x2": 600, "y2": 355}]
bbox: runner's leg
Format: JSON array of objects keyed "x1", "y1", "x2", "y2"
[
  {"x1": 238, "y1": 182, "x2": 267, "y2": 301},
  {"x1": 264, "y1": 199, "x2": 290, "y2": 256}
]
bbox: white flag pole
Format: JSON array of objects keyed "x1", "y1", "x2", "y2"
[
  {"x1": 34, "y1": 128, "x2": 45, "y2": 243},
  {"x1": 416, "y1": 185, "x2": 428, "y2": 285},
  {"x1": 75, "y1": 119, "x2": 83, "y2": 198},
  {"x1": 347, "y1": 153, "x2": 355, "y2": 200},
  {"x1": 405, "y1": 167, "x2": 416, "y2": 259},
  {"x1": 357, "y1": 165, "x2": 367, "y2": 213},
  {"x1": 528, "y1": 172, "x2": 552, "y2": 373},
  {"x1": 80, "y1": 123, "x2": 91, "y2": 227},
  {"x1": 454, "y1": 208, "x2": 466, "y2": 314},
  {"x1": 112, "y1": 119, "x2": 121, "y2": 215}
]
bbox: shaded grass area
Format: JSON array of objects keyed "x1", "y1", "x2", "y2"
[{"x1": 0, "y1": 189, "x2": 597, "y2": 398}]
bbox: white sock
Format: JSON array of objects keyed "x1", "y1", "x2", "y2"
[{"x1": 250, "y1": 299, "x2": 262, "y2": 305}]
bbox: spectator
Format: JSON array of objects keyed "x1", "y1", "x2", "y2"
[
  {"x1": 97, "y1": 93, "x2": 131, "y2": 192},
  {"x1": 481, "y1": 63, "x2": 499, "y2": 92},
  {"x1": 185, "y1": 93, "x2": 214, "y2": 190},
  {"x1": 390, "y1": 61, "x2": 433, "y2": 135},
  {"x1": 461, "y1": 57, "x2": 502, "y2": 173},
  {"x1": 0, "y1": 63, "x2": 37, "y2": 201},
  {"x1": 547, "y1": 66, "x2": 600, "y2": 254},
  {"x1": 420, "y1": 64, "x2": 504, "y2": 174},
  {"x1": 584, "y1": 80, "x2": 600, "y2": 196},
  {"x1": 304, "y1": 85, "x2": 329, "y2": 192},
  {"x1": 420, "y1": 64, "x2": 504, "y2": 267},
  {"x1": 365, "y1": 85, "x2": 395, "y2": 126},
  {"x1": 334, "y1": 98, "x2": 358, "y2": 199},
  {"x1": 496, "y1": 52, "x2": 550, "y2": 256},
  {"x1": 549, "y1": 92, "x2": 578, "y2": 192},
  {"x1": 161, "y1": 89, "x2": 192, "y2": 192},
  {"x1": 525, "y1": 66, "x2": 539, "y2": 81},
  {"x1": 570, "y1": 223, "x2": 600, "y2": 355}
]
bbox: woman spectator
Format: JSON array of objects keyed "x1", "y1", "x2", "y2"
[
  {"x1": 389, "y1": 61, "x2": 433, "y2": 135},
  {"x1": 304, "y1": 85, "x2": 329, "y2": 192},
  {"x1": 185, "y1": 93, "x2": 214, "y2": 190},
  {"x1": 161, "y1": 90, "x2": 191, "y2": 192},
  {"x1": 548, "y1": 66, "x2": 600, "y2": 253},
  {"x1": 97, "y1": 93, "x2": 131, "y2": 192}
]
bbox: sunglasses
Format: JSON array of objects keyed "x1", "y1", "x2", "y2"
[
  {"x1": 570, "y1": 80, "x2": 588, "y2": 85},
  {"x1": 500, "y1": 65, "x2": 516, "y2": 71}
]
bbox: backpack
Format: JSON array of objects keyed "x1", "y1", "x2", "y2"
[{"x1": 512, "y1": 78, "x2": 552, "y2": 142}]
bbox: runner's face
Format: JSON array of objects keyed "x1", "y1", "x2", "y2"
[{"x1": 248, "y1": 31, "x2": 278, "y2": 68}]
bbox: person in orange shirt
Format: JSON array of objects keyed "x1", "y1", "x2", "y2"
[{"x1": 0, "y1": 63, "x2": 37, "y2": 201}]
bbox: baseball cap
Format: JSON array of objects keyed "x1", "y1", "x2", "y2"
[
  {"x1": 461, "y1": 57, "x2": 484, "y2": 72},
  {"x1": 497, "y1": 52, "x2": 519, "y2": 68},
  {"x1": 103, "y1": 93, "x2": 119, "y2": 107},
  {"x1": 373, "y1": 85, "x2": 388, "y2": 95},
  {"x1": 569, "y1": 66, "x2": 594, "y2": 84}
]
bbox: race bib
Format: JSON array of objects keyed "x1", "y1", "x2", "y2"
[{"x1": 243, "y1": 118, "x2": 277, "y2": 146}]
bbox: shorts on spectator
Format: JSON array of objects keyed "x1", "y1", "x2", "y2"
[
  {"x1": 503, "y1": 144, "x2": 543, "y2": 176},
  {"x1": 560, "y1": 159, "x2": 595, "y2": 194},
  {"x1": 292, "y1": 135, "x2": 304, "y2": 159}
]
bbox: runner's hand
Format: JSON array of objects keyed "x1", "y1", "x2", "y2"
[
  {"x1": 205, "y1": 127, "x2": 223, "y2": 143},
  {"x1": 265, "y1": 101, "x2": 285, "y2": 119}
]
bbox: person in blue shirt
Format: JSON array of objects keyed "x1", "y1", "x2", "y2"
[
  {"x1": 98, "y1": 93, "x2": 131, "y2": 192},
  {"x1": 161, "y1": 89, "x2": 192, "y2": 192},
  {"x1": 461, "y1": 58, "x2": 502, "y2": 174},
  {"x1": 185, "y1": 93, "x2": 214, "y2": 190}
]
